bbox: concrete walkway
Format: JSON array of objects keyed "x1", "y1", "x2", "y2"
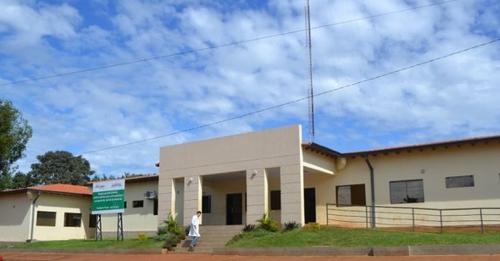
[{"x1": 2, "y1": 252, "x2": 500, "y2": 261}]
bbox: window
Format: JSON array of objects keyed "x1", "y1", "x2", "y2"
[
  {"x1": 270, "y1": 190, "x2": 281, "y2": 210},
  {"x1": 202, "y1": 195, "x2": 211, "y2": 213},
  {"x1": 336, "y1": 184, "x2": 366, "y2": 206},
  {"x1": 446, "y1": 175, "x2": 474, "y2": 188},
  {"x1": 36, "y1": 211, "x2": 56, "y2": 226},
  {"x1": 153, "y1": 199, "x2": 158, "y2": 216},
  {"x1": 89, "y1": 214, "x2": 97, "y2": 228},
  {"x1": 124, "y1": 201, "x2": 127, "y2": 209},
  {"x1": 133, "y1": 200, "x2": 144, "y2": 208},
  {"x1": 64, "y1": 213, "x2": 82, "y2": 227},
  {"x1": 390, "y1": 179, "x2": 424, "y2": 204}
]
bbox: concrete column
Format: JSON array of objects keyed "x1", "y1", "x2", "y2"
[
  {"x1": 246, "y1": 168, "x2": 269, "y2": 224},
  {"x1": 183, "y1": 175, "x2": 202, "y2": 226},
  {"x1": 158, "y1": 177, "x2": 174, "y2": 225},
  {"x1": 280, "y1": 164, "x2": 304, "y2": 225}
]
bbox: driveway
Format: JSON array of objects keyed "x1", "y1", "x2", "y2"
[{"x1": 1, "y1": 252, "x2": 500, "y2": 261}]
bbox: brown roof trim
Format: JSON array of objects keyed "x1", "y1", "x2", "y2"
[
  {"x1": 124, "y1": 175, "x2": 158, "y2": 184},
  {"x1": 302, "y1": 142, "x2": 343, "y2": 158},
  {"x1": 88, "y1": 174, "x2": 159, "y2": 185},
  {"x1": 342, "y1": 135, "x2": 500, "y2": 157},
  {"x1": 0, "y1": 188, "x2": 28, "y2": 196},
  {"x1": 0, "y1": 188, "x2": 91, "y2": 197}
]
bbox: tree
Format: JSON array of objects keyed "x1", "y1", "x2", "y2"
[
  {"x1": 11, "y1": 171, "x2": 33, "y2": 189},
  {"x1": 29, "y1": 151, "x2": 94, "y2": 185},
  {"x1": 0, "y1": 99, "x2": 32, "y2": 189}
]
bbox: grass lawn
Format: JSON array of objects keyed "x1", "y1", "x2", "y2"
[
  {"x1": 227, "y1": 227, "x2": 500, "y2": 248},
  {"x1": 0, "y1": 239, "x2": 163, "y2": 250}
]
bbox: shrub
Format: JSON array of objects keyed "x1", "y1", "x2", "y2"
[
  {"x1": 303, "y1": 222, "x2": 321, "y2": 230},
  {"x1": 283, "y1": 221, "x2": 299, "y2": 231},
  {"x1": 137, "y1": 233, "x2": 148, "y2": 241},
  {"x1": 243, "y1": 224, "x2": 256, "y2": 232},
  {"x1": 162, "y1": 233, "x2": 179, "y2": 250},
  {"x1": 157, "y1": 226, "x2": 167, "y2": 235},
  {"x1": 257, "y1": 213, "x2": 279, "y2": 232},
  {"x1": 165, "y1": 213, "x2": 184, "y2": 236},
  {"x1": 160, "y1": 213, "x2": 186, "y2": 248}
]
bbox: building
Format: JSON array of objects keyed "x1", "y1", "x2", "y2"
[
  {"x1": 0, "y1": 176, "x2": 159, "y2": 242},
  {"x1": 100, "y1": 175, "x2": 159, "y2": 237},
  {"x1": 0, "y1": 184, "x2": 94, "y2": 242},
  {"x1": 2, "y1": 124, "x2": 499, "y2": 242},
  {"x1": 158, "y1": 125, "x2": 500, "y2": 227}
]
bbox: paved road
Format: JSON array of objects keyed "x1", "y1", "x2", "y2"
[{"x1": 1, "y1": 252, "x2": 500, "y2": 261}]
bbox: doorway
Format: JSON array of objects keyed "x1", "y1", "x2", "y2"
[
  {"x1": 226, "y1": 193, "x2": 243, "y2": 225},
  {"x1": 304, "y1": 188, "x2": 316, "y2": 223}
]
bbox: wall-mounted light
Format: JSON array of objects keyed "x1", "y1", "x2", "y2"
[{"x1": 250, "y1": 169, "x2": 258, "y2": 179}]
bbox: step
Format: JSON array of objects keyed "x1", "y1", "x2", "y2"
[{"x1": 173, "y1": 247, "x2": 214, "y2": 253}]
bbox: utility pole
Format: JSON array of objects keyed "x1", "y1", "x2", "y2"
[{"x1": 305, "y1": 0, "x2": 315, "y2": 142}]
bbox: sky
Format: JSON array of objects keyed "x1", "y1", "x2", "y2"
[{"x1": 1, "y1": 0, "x2": 499, "y2": 177}]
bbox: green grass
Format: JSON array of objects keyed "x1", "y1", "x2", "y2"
[
  {"x1": 227, "y1": 227, "x2": 500, "y2": 248},
  {"x1": 0, "y1": 239, "x2": 163, "y2": 250}
]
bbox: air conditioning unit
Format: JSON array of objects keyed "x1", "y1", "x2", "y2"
[{"x1": 144, "y1": 191, "x2": 157, "y2": 199}]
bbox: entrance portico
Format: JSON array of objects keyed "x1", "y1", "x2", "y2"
[{"x1": 158, "y1": 125, "x2": 337, "y2": 226}]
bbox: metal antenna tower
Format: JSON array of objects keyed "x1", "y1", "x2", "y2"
[{"x1": 305, "y1": 0, "x2": 315, "y2": 142}]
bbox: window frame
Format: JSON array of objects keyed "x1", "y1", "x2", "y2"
[
  {"x1": 36, "y1": 211, "x2": 56, "y2": 227},
  {"x1": 64, "y1": 212, "x2": 82, "y2": 227},
  {"x1": 335, "y1": 184, "x2": 366, "y2": 207},
  {"x1": 389, "y1": 179, "x2": 425, "y2": 204},
  {"x1": 445, "y1": 175, "x2": 474, "y2": 188},
  {"x1": 89, "y1": 214, "x2": 97, "y2": 228},
  {"x1": 132, "y1": 200, "x2": 144, "y2": 208}
]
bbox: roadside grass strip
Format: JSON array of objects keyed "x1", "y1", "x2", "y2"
[{"x1": 227, "y1": 227, "x2": 500, "y2": 248}]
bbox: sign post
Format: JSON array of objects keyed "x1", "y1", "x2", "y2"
[{"x1": 92, "y1": 179, "x2": 125, "y2": 241}]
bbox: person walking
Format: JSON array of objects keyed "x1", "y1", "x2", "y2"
[{"x1": 188, "y1": 211, "x2": 202, "y2": 251}]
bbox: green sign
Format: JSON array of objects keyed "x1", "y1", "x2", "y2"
[{"x1": 92, "y1": 179, "x2": 125, "y2": 214}]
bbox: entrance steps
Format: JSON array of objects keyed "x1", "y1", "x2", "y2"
[{"x1": 174, "y1": 225, "x2": 243, "y2": 253}]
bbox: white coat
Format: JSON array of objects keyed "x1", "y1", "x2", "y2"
[{"x1": 188, "y1": 214, "x2": 200, "y2": 237}]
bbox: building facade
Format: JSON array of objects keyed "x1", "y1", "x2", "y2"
[
  {"x1": 158, "y1": 125, "x2": 500, "y2": 228},
  {"x1": 0, "y1": 184, "x2": 94, "y2": 242}
]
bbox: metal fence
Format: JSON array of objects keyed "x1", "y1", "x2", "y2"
[{"x1": 326, "y1": 204, "x2": 500, "y2": 233}]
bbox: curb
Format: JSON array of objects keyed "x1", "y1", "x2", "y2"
[
  {"x1": 0, "y1": 248, "x2": 160, "y2": 255},
  {"x1": 409, "y1": 244, "x2": 500, "y2": 256},
  {"x1": 2, "y1": 244, "x2": 500, "y2": 256},
  {"x1": 214, "y1": 245, "x2": 500, "y2": 256}
]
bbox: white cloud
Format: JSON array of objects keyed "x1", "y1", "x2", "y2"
[{"x1": 1, "y1": 0, "x2": 499, "y2": 175}]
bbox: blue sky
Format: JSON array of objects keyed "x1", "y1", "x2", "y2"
[{"x1": 1, "y1": 0, "x2": 499, "y2": 177}]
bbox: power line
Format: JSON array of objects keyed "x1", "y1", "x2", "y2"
[
  {"x1": 0, "y1": 0, "x2": 460, "y2": 87},
  {"x1": 79, "y1": 37, "x2": 500, "y2": 155}
]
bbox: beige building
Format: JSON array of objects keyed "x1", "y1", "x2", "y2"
[
  {"x1": 158, "y1": 125, "x2": 500, "y2": 228},
  {"x1": 0, "y1": 176, "x2": 160, "y2": 242},
  {"x1": 100, "y1": 175, "x2": 159, "y2": 237},
  {"x1": 0, "y1": 184, "x2": 94, "y2": 242}
]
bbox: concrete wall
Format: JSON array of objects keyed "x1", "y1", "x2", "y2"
[
  {"x1": 326, "y1": 141, "x2": 500, "y2": 227},
  {"x1": 101, "y1": 180, "x2": 158, "y2": 238},
  {"x1": 33, "y1": 193, "x2": 93, "y2": 241},
  {"x1": 0, "y1": 193, "x2": 31, "y2": 242},
  {"x1": 159, "y1": 125, "x2": 304, "y2": 226}
]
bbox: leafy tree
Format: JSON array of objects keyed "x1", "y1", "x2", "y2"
[
  {"x1": 0, "y1": 99, "x2": 32, "y2": 189},
  {"x1": 11, "y1": 171, "x2": 33, "y2": 189},
  {"x1": 29, "y1": 151, "x2": 94, "y2": 185}
]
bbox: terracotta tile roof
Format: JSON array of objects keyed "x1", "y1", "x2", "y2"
[{"x1": 29, "y1": 184, "x2": 91, "y2": 196}]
